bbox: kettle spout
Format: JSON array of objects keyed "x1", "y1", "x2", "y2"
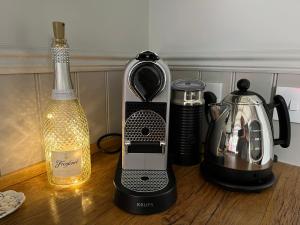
[{"x1": 209, "y1": 103, "x2": 230, "y2": 123}]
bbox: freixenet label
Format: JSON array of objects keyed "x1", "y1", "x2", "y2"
[{"x1": 51, "y1": 150, "x2": 82, "y2": 177}]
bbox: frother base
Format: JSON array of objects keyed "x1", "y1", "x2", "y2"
[
  {"x1": 201, "y1": 160, "x2": 276, "y2": 192},
  {"x1": 113, "y1": 157, "x2": 177, "y2": 214}
]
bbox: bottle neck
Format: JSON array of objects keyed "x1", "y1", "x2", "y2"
[{"x1": 51, "y1": 42, "x2": 76, "y2": 100}]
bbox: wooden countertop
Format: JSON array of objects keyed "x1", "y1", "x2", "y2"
[{"x1": 0, "y1": 151, "x2": 300, "y2": 225}]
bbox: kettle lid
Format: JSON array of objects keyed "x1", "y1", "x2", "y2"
[{"x1": 223, "y1": 79, "x2": 263, "y2": 105}]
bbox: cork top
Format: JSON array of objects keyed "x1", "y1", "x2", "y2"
[{"x1": 52, "y1": 21, "x2": 66, "y2": 45}]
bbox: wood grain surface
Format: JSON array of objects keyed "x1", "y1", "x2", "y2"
[
  {"x1": 0, "y1": 152, "x2": 299, "y2": 225},
  {"x1": 0, "y1": 144, "x2": 99, "y2": 190}
]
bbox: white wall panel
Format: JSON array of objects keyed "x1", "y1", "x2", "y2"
[
  {"x1": 273, "y1": 73, "x2": 300, "y2": 166},
  {"x1": 171, "y1": 70, "x2": 200, "y2": 81},
  {"x1": 78, "y1": 71, "x2": 107, "y2": 144},
  {"x1": 107, "y1": 71, "x2": 123, "y2": 133},
  {"x1": 201, "y1": 71, "x2": 233, "y2": 99},
  {"x1": 235, "y1": 72, "x2": 274, "y2": 102},
  {"x1": 0, "y1": 74, "x2": 42, "y2": 175}
]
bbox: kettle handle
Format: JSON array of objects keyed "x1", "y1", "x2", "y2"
[
  {"x1": 204, "y1": 91, "x2": 217, "y2": 123},
  {"x1": 273, "y1": 95, "x2": 291, "y2": 148}
]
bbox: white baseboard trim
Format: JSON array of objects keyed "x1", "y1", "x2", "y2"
[
  {"x1": 1, "y1": 49, "x2": 300, "y2": 75},
  {"x1": 163, "y1": 50, "x2": 300, "y2": 74},
  {"x1": 0, "y1": 50, "x2": 131, "y2": 74},
  {"x1": 0, "y1": 65, "x2": 126, "y2": 75}
]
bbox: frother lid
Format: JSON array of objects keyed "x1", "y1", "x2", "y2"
[{"x1": 172, "y1": 80, "x2": 205, "y2": 92}]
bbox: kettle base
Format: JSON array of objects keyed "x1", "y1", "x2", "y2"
[{"x1": 201, "y1": 161, "x2": 276, "y2": 192}]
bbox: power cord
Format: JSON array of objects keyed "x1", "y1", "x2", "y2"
[{"x1": 96, "y1": 133, "x2": 121, "y2": 154}]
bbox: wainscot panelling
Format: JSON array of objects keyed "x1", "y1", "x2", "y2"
[
  {"x1": 107, "y1": 71, "x2": 123, "y2": 133},
  {"x1": 171, "y1": 70, "x2": 200, "y2": 81},
  {"x1": 78, "y1": 71, "x2": 107, "y2": 144},
  {"x1": 1, "y1": 58, "x2": 300, "y2": 175},
  {"x1": 274, "y1": 122, "x2": 300, "y2": 166},
  {"x1": 234, "y1": 72, "x2": 275, "y2": 102},
  {"x1": 38, "y1": 74, "x2": 53, "y2": 116},
  {"x1": 0, "y1": 69, "x2": 124, "y2": 176},
  {"x1": 201, "y1": 71, "x2": 233, "y2": 100},
  {"x1": 0, "y1": 74, "x2": 42, "y2": 175},
  {"x1": 273, "y1": 73, "x2": 300, "y2": 166}
]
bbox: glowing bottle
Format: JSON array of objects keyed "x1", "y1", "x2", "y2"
[{"x1": 42, "y1": 22, "x2": 91, "y2": 186}]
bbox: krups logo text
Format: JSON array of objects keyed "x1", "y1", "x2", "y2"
[{"x1": 137, "y1": 202, "x2": 154, "y2": 208}]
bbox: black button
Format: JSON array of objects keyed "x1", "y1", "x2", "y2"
[
  {"x1": 141, "y1": 127, "x2": 150, "y2": 136},
  {"x1": 141, "y1": 176, "x2": 149, "y2": 181}
]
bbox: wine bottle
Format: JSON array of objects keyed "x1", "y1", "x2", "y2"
[{"x1": 42, "y1": 21, "x2": 91, "y2": 186}]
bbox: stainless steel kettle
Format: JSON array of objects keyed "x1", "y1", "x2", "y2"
[{"x1": 202, "y1": 79, "x2": 291, "y2": 191}]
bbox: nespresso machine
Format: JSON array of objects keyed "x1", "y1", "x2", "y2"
[{"x1": 114, "y1": 51, "x2": 177, "y2": 214}]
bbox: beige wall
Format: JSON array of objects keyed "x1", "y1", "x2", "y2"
[
  {"x1": 0, "y1": 0, "x2": 148, "y2": 56},
  {"x1": 149, "y1": 0, "x2": 300, "y2": 55}
]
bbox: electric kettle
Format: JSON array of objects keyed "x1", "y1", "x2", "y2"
[{"x1": 202, "y1": 79, "x2": 291, "y2": 191}]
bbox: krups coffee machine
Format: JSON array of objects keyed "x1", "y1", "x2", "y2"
[{"x1": 114, "y1": 51, "x2": 177, "y2": 214}]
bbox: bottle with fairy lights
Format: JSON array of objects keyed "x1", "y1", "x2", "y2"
[{"x1": 42, "y1": 21, "x2": 91, "y2": 186}]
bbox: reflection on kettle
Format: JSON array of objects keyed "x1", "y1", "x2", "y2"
[
  {"x1": 205, "y1": 103, "x2": 230, "y2": 157},
  {"x1": 202, "y1": 79, "x2": 291, "y2": 192}
]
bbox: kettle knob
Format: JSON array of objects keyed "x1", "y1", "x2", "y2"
[{"x1": 237, "y1": 79, "x2": 250, "y2": 92}]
